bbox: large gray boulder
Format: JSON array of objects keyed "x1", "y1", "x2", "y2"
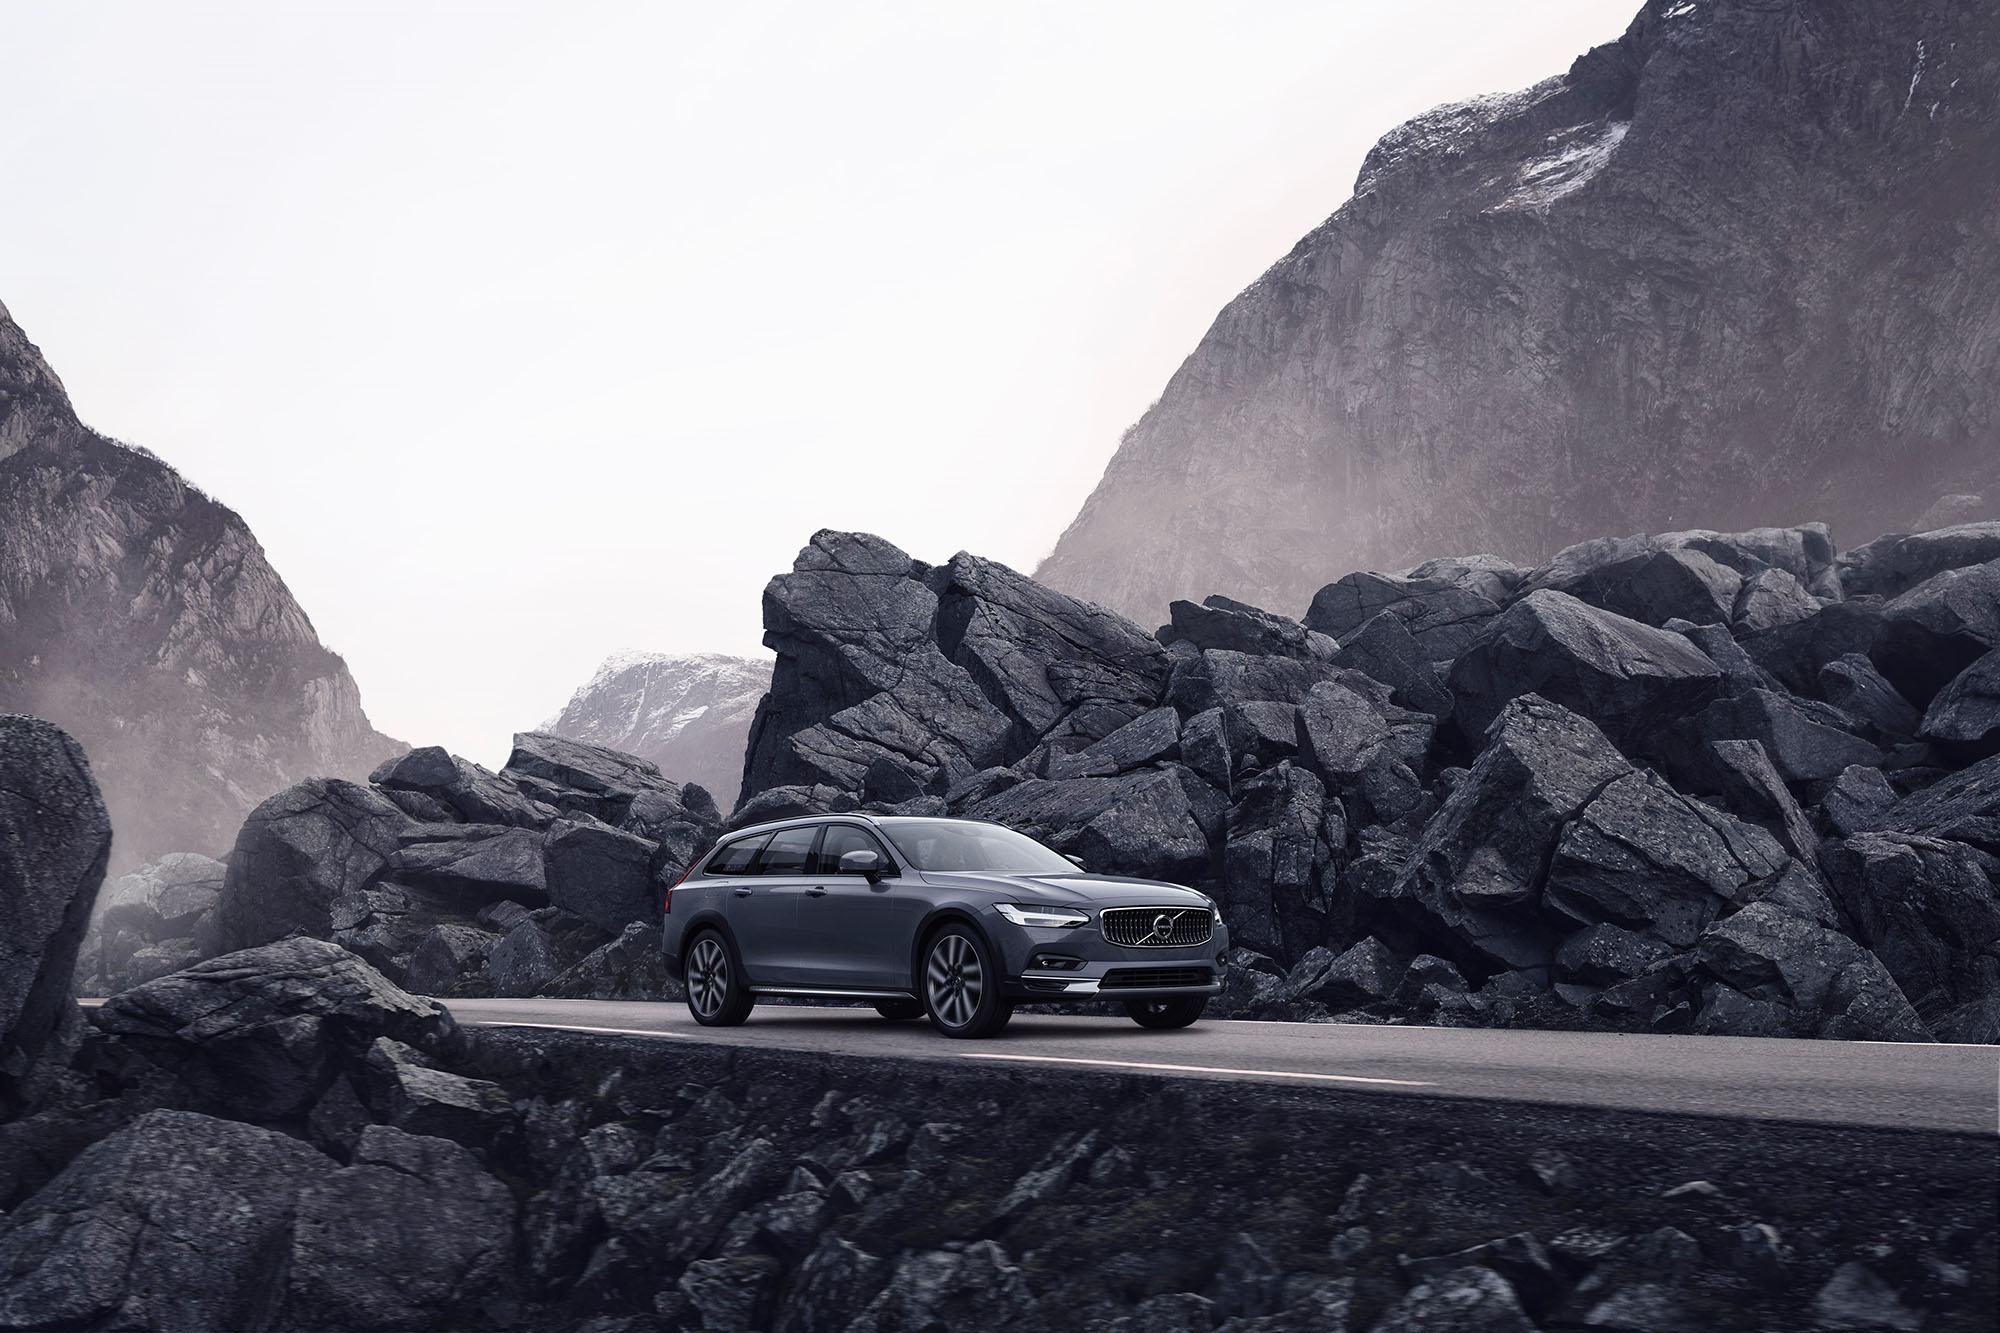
[
  {"x1": 1449, "y1": 590, "x2": 1723, "y2": 752},
  {"x1": 1387, "y1": 696, "x2": 1633, "y2": 971},
  {"x1": 1165, "y1": 649, "x2": 1344, "y2": 716},
  {"x1": 1919, "y1": 647, "x2": 2000, "y2": 754},
  {"x1": 1523, "y1": 535, "x2": 1742, "y2": 628},
  {"x1": 1304, "y1": 569, "x2": 1503, "y2": 663},
  {"x1": 963, "y1": 770, "x2": 1210, "y2": 887},
  {"x1": 1837, "y1": 521, "x2": 2000, "y2": 598},
  {"x1": 383, "y1": 824, "x2": 547, "y2": 904},
  {"x1": 0, "y1": 715, "x2": 111, "y2": 1106},
  {"x1": 1165, "y1": 595, "x2": 1333, "y2": 661},
  {"x1": 1693, "y1": 901, "x2": 1929, "y2": 1042},
  {"x1": 1683, "y1": 690, "x2": 1882, "y2": 783},
  {"x1": 545, "y1": 819, "x2": 660, "y2": 933},
  {"x1": 501, "y1": 729, "x2": 686, "y2": 825},
  {"x1": 1861, "y1": 751, "x2": 2000, "y2": 850},
  {"x1": 91, "y1": 937, "x2": 455, "y2": 1120},
  {"x1": 1221, "y1": 763, "x2": 1342, "y2": 963},
  {"x1": 371, "y1": 746, "x2": 556, "y2": 828},
  {"x1": 1870, "y1": 560, "x2": 2000, "y2": 703},
  {"x1": 0, "y1": 1109, "x2": 330, "y2": 1331},
  {"x1": 213, "y1": 778, "x2": 416, "y2": 953},
  {"x1": 281, "y1": 1125, "x2": 517, "y2": 1331}
]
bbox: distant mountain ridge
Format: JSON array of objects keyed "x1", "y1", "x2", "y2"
[
  {"x1": 542, "y1": 651, "x2": 771, "y2": 811},
  {"x1": 0, "y1": 299, "x2": 402, "y2": 870},
  {"x1": 1039, "y1": 0, "x2": 2000, "y2": 624}
]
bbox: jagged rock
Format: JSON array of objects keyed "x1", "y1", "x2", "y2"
[
  {"x1": 1811, "y1": 1261, "x2": 1924, "y2": 1333},
  {"x1": 1402, "y1": 1234, "x2": 1559, "y2": 1313},
  {"x1": 1223, "y1": 700, "x2": 1304, "y2": 775},
  {"x1": 1526, "y1": 537, "x2": 1742, "y2": 628},
  {"x1": 1733, "y1": 566, "x2": 1821, "y2": 635},
  {"x1": 486, "y1": 908, "x2": 617, "y2": 998},
  {"x1": 0, "y1": 716, "x2": 110, "y2": 1103},
  {"x1": 1208, "y1": 1232, "x2": 1285, "y2": 1318},
  {"x1": 213, "y1": 778, "x2": 416, "y2": 952},
  {"x1": 1449, "y1": 591, "x2": 1723, "y2": 751},
  {"x1": 1167, "y1": 649, "x2": 1343, "y2": 716},
  {"x1": 1683, "y1": 690, "x2": 1882, "y2": 784},
  {"x1": 1167, "y1": 596, "x2": 1333, "y2": 660},
  {"x1": 386, "y1": 824, "x2": 548, "y2": 903},
  {"x1": 363, "y1": 1037, "x2": 514, "y2": 1147},
  {"x1": 678, "y1": 1255, "x2": 783, "y2": 1333},
  {"x1": 1673, "y1": 622, "x2": 1784, "y2": 696},
  {"x1": 0, "y1": 1110, "x2": 330, "y2": 1330},
  {"x1": 476, "y1": 898, "x2": 534, "y2": 934},
  {"x1": 1388, "y1": 696, "x2": 1633, "y2": 972},
  {"x1": 845, "y1": 1241, "x2": 1037, "y2": 1333},
  {"x1": 774, "y1": 1236, "x2": 889, "y2": 1333},
  {"x1": 1393, "y1": 954, "x2": 1470, "y2": 1012},
  {"x1": 1693, "y1": 901, "x2": 1929, "y2": 1041},
  {"x1": 1179, "y1": 709, "x2": 1233, "y2": 789},
  {"x1": 502, "y1": 730, "x2": 687, "y2": 826},
  {"x1": 994, "y1": 1129, "x2": 1101, "y2": 1221},
  {"x1": 1701, "y1": 740, "x2": 1819, "y2": 861},
  {"x1": 545, "y1": 820, "x2": 660, "y2": 934},
  {"x1": 1221, "y1": 763, "x2": 1342, "y2": 963},
  {"x1": 1102, "y1": 1293, "x2": 1220, "y2": 1333},
  {"x1": 123, "y1": 939, "x2": 202, "y2": 988},
  {"x1": 1838, "y1": 522, "x2": 2000, "y2": 599},
  {"x1": 92, "y1": 851, "x2": 224, "y2": 942},
  {"x1": 1821, "y1": 833, "x2": 2000, "y2": 1042},
  {"x1": 1305, "y1": 570, "x2": 1503, "y2": 663},
  {"x1": 1047, "y1": 707, "x2": 1181, "y2": 780},
  {"x1": 1741, "y1": 600, "x2": 1888, "y2": 697},
  {"x1": 965, "y1": 770, "x2": 1209, "y2": 885},
  {"x1": 1290, "y1": 936, "x2": 1405, "y2": 1010},
  {"x1": 1296, "y1": 681, "x2": 1428, "y2": 826},
  {"x1": 1368, "y1": 1265, "x2": 1536, "y2": 1332},
  {"x1": 1555, "y1": 924, "x2": 1677, "y2": 987},
  {"x1": 1871, "y1": 560, "x2": 2000, "y2": 703},
  {"x1": 372, "y1": 746, "x2": 556, "y2": 828},
  {"x1": 1819, "y1": 653, "x2": 1924, "y2": 742},
  {"x1": 1821, "y1": 766, "x2": 1900, "y2": 837},
  {"x1": 1861, "y1": 751, "x2": 2000, "y2": 851},
  {"x1": 1333, "y1": 612, "x2": 1455, "y2": 717},
  {"x1": 403, "y1": 924, "x2": 501, "y2": 997},
  {"x1": 544, "y1": 921, "x2": 680, "y2": 1001},
  {"x1": 1919, "y1": 647, "x2": 2000, "y2": 753},
  {"x1": 91, "y1": 937, "x2": 455, "y2": 1119},
  {"x1": 282, "y1": 1125, "x2": 517, "y2": 1330}
]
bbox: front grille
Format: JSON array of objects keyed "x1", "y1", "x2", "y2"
[
  {"x1": 1099, "y1": 966, "x2": 1214, "y2": 990},
  {"x1": 1099, "y1": 905, "x2": 1214, "y2": 949}
]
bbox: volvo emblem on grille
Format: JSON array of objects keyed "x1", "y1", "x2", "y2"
[{"x1": 1151, "y1": 913, "x2": 1176, "y2": 941}]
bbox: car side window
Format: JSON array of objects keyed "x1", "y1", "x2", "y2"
[
  {"x1": 704, "y1": 833, "x2": 769, "y2": 876},
  {"x1": 815, "y1": 824, "x2": 896, "y2": 876},
  {"x1": 750, "y1": 826, "x2": 819, "y2": 876}
]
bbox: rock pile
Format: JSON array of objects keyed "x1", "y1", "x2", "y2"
[
  {"x1": 195, "y1": 730, "x2": 717, "y2": 1000},
  {"x1": 736, "y1": 524, "x2": 2000, "y2": 1044}
]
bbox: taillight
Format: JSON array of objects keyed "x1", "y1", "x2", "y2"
[{"x1": 664, "y1": 864, "x2": 696, "y2": 914}]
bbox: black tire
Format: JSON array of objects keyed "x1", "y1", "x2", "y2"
[
  {"x1": 684, "y1": 931, "x2": 754, "y2": 1027},
  {"x1": 873, "y1": 998, "x2": 924, "y2": 1021},
  {"x1": 921, "y1": 924, "x2": 1014, "y2": 1038},
  {"x1": 1125, "y1": 995, "x2": 1208, "y2": 1029}
]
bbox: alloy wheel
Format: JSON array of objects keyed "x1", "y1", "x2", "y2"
[
  {"x1": 926, "y1": 933, "x2": 983, "y2": 1030},
  {"x1": 688, "y1": 937, "x2": 729, "y2": 1019}
]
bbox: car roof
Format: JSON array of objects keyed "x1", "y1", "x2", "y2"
[{"x1": 717, "y1": 812, "x2": 996, "y2": 841}]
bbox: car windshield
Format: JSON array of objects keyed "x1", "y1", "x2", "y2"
[{"x1": 878, "y1": 820, "x2": 1077, "y2": 874}]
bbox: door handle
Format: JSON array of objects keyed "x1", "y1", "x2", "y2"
[
  {"x1": 805, "y1": 886, "x2": 826, "y2": 897},
  {"x1": 732, "y1": 887, "x2": 752, "y2": 898}
]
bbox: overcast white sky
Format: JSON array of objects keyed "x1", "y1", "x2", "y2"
[{"x1": 0, "y1": 1, "x2": 1629, "y2": 765}]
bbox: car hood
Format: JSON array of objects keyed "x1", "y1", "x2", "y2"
[{"x1": 913, "y1": 870, "x2": 1212, "y2": 910}]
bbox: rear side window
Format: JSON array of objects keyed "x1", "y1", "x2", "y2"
[
  {"x1": 705, "y1": 834, "x2": 769, "y2": 876},
  {"x1": 751, "y1": 826, "x2": 819, "y2": 876},
  {"x1": 815, "y1": 824, "x2": 894, "y2": 875}
]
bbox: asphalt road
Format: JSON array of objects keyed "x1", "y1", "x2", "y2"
[{"x1": 444, "y1": 998, "x2": 1999, "y2": 1136}]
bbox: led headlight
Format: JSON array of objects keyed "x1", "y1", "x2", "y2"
[
  {"x1": 1202, "y1": 894, "x2": 1222, "y2": 923},
  {"x1": 994, "y1": 902, "x2": 1089, "y2": 928}
]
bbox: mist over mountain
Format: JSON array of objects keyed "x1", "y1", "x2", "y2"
[
  {"x1": 0, "y1": 299, "x2": 401, "y2": 870},
  {"x1": 1039, "y1": 0, "x2": 2000, "y2": 624},
  {"x1": 542, "y1": 651, "x2": 771, "y2": 812}
]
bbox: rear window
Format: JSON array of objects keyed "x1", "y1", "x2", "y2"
[
  {"x1": 704, "y1": 834, "x2": 769, "y2": 876},
  {"x1": 751, "y1": 826, "x2": 818, "y2": 876}
]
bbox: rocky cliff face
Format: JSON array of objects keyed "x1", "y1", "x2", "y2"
[
  {"x1": 543, "y1": 652, "x2": 771, "y2": 813},
  {"x1": 0, "y1": 300, "x2": 401, "y2": 870},
  {"x1": 1039, "y1": 0, "x2": 2000, "y2": 623}
]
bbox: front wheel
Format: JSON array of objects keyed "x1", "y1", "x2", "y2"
[
  {"x1": 684, "y1": 932, "x2": 754, "y2": 1027},
  {"x1": 921, "y1": 925, "x2": 1014, "y2": 1038},
  {"x1": 873, "y1": 998, "x2": 923, "y2": 1021},
  {"x1": 1126, "y1": 995, "x2": 1207, "y2": 1029}
]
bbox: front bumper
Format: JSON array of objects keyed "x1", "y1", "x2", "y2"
[{"x1": 992, "y1": 914, "x2": 1230, "y2": 1003}]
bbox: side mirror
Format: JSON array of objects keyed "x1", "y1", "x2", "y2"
[
  {"x1": 1065, "y1": 854, "x2": 1087, "y2": 871},
  {"x1": 839, "y1": 848, "x2": 885, "y2": 881}
]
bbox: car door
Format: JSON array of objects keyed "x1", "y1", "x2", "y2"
[
  {"x1": 796, "y1": 822, "x2": 926, "y2": 989},
  {"x1": 727, "y1": 825, "x2": 820, "y2": 985}
]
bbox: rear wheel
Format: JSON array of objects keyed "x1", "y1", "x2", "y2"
[
  {"x1": 922, "y1": 925, "x2": 1013, "y2": 1038},
  {"x1": 873, "y1": 998, "x2": 924, "y2": 1021},
  {"x1": 684, "y1": 932, "x2": 754, "y2": 1027},
  {"x1": 1125, "y1": 995, "x2": 1207, "y2": 1029}
]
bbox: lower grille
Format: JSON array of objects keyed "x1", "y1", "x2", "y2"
[
  {"x1": 1099, "y1": 905, "x2": 1214, "y2": 948},
  {"x1": 1099, "y1": 966, "x2": 1214, "y2": 990}
]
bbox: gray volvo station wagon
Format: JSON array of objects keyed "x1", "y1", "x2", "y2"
[{"x1": 662, "y1": 814, "x2": 1228, "y2": 1037}]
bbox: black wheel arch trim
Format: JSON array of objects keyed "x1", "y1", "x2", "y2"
[
  {"x1": 907, "y1": 906, "x2": 998, "y2": 990},
  {"x1": 681, "y1": 913, "x2": 751, "y2": 985}
]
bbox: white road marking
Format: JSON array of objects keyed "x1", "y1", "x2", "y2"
[
  {"x1": 962, "y1": 1051, "x2": 1435, "y2": 1086},
  {"x1": 470, "y1": 1020, "x2": 698, "y2": 1039}
]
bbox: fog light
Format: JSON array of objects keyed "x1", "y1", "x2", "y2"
[{"x1": 1030, "y1": 953, "x2": 1084, "y2": 971}]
